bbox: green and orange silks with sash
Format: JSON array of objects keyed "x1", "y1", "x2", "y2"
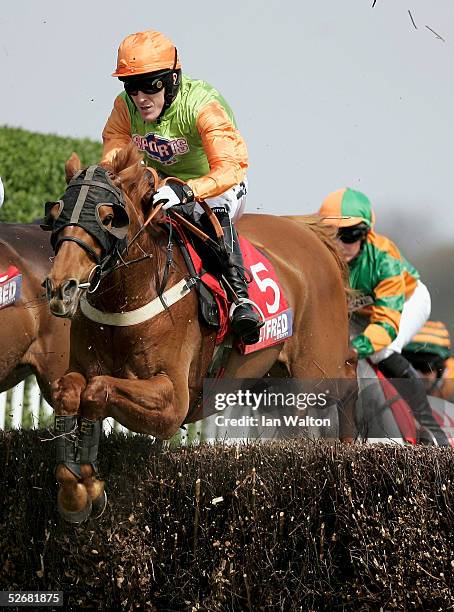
[
  {"x1": 404, "y1": 323, "x2": 454, "y2": 401},
  {"x1": 319, "y1": 188, "x2": 421, "y2": 358},
  {"x1": 404, "y1": 320, "x2": 451, "y2": 360},
  {"x1": 349, "y1": 231, "x2": 417, "y2": 358},
  {"x1": 401, "y1": 256, "x2": 420, "y2": 300},
  {"x1": 102, "y1": 74, "x2": 248, "y2": 201}
]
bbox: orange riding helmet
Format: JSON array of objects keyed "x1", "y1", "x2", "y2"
[
  {"x1": 318, "y1": 188, "x2": 376, "y2": 229},
  {"x1": 112, "y1": 30, "x2": 182, "y2": 114},
  {"x1": 112, "y1": 30, "x2": 181, "y2": 77},
  {"x1": 318, "y1": 187, "x2": 376, "y2": 243}
]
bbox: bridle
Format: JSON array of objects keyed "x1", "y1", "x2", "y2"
[
  {"x1": 43, "y1": 164, "x2": 185, "y2": 302},
  {"x1": 43, "y1": 164, "x2": 153, "y2": 292},
  {"x1": 43, "y1": 163, "x2": 227, "y2": 302}
]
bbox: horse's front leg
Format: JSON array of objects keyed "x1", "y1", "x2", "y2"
[
  {"x1": 52, "y1": 372, "x2": 94, "y2": 523},
  {"x1": 80, "y1": 372, "x2": 186, "y2": 439},
  {"x1": 76, "y1": 373, "x2": 183, "y2": 517}
]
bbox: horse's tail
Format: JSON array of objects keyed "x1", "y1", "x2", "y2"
[{"x1": 284, "y1": 215, "x2": 353, "y2": 299}]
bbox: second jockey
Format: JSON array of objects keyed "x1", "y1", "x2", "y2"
[
  {"x1": 102, "y1": 29, "x2": 262, "y2": 344},
  {"x1": 403, "y1": 320, "x2": 454, "y2": 402},
  {"x1": 319, "y1": 187, "x2": 450, "y2": 446}
]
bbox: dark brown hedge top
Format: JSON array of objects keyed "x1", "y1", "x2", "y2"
[{"x1": 0, "y1": 431, "x2": 453, "y2": 611}]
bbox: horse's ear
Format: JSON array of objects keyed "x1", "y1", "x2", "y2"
[
  {"x1": 41, "y1": 200, "x2": 64, "y2": 231},
  {"x1": 65, "y1": 153, "x2": 81, "y2": 183}
]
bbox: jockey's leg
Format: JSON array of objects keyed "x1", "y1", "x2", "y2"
[
  {"x1": 214, "y1": 206, "x2": 263, "y2": 343},
  {"x1": 200, "y1": 182, "x2": 262, "y2": 344},
  {"x1": 376, "y1": 352, "x2": 450, "y2": 447},
  {"x1": 369, "y1": 280, "x2": 448, "y2": 444},
  {"x1": 389, "y1": 280, "x2": 431, "y2": 351}
]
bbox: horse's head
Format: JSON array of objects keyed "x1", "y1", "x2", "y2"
[{"x1": 43, "y1": 144, "x2": 157, "y2": 317}]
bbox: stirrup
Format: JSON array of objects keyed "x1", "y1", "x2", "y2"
[{"x1": 229, "y1": 298, "x2": 265, "y2": 323}]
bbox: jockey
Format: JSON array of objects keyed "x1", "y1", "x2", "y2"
[
  {"x1": 318, "y1": 187, "x2": 450, "y2": 446},
  {"x1": 402, "y1": 321, "x2": 454, "y2": 402},
  {"x1": 101, "y1": 30, "x2": 262, "y2": 344}
]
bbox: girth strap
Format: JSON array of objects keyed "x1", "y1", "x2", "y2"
[{"x1": 79, "y1": 277, "x2": 193, "y2": 326}]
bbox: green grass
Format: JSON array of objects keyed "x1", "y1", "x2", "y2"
[{"x1": 0, "y1": 126, "x2": 102, "y2": 223}]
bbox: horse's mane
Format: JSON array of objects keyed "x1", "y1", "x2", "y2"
[
  {"x1": 285, "y1": 214, "x2": 352, "y2": 296},
  {"x1": 102, "y1": 143, "x2": 156, "y2": 206},
  {"x1": 101, "y1": 150, "x2": 352, "y2": 299},
  {"x1": 101, "y1": 144, "x2": 166, "y2": 274}
]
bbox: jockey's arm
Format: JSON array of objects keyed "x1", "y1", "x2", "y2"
[
  {"x1": 352, "y1": 261, "x2": 405, "y2": 359},
  {"x1": 101, "y1": 96, "x2": 132, "y2": 164},
  {"x1": 401, "y1": 255, "x2": 419, "y2": 299},
  {"x1": 187, "y1": 101, "x2": 248, "y2": 201}
]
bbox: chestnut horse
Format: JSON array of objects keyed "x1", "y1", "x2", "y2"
[
  {"x1": 0, "y1": 223, "x2": 69, "y2": 401},
  {"x1": 43, "y1": 144, "x2": 357, "y2": 523}
]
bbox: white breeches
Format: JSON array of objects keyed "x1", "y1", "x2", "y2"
[
  {"x1": 370, "y1": 280, "x2": 431, "y2": 363},
  {"x1": 194, "y1": 177, "x2": 248, "y2": 224}
]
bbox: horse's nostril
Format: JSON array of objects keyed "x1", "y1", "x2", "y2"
[
  {"x1": 42, "y1": 278, "x2": 53, "y2": 300},
  {"x1": 60, "y1": 279, "x2": 79, "y2": 301}
]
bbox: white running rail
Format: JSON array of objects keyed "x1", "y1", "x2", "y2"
[
  {"x1": 0, "y1": 377, "x2": 53, "y2": 430},
  {"x1": 0, "y1": 376, "x2": 203, "y2": 444},
  {"x1": 0, "y1": 376, "x2": 128, "y2": 435}
]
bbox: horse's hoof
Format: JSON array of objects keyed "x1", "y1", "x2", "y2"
[
  {"x1": 91, "y1": 490, "x2": 107, "y2": 519},
  {"x1": 58, "y1": 498, "x2": 92, "y2": 525}
]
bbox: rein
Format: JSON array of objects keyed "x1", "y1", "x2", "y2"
[
  {"x1": 94, "y1": 199, "x2": 223, "y2": 292},
  {"x1": 80, "y1": 203, "x2": 167, "y2": 293},
  {"x1": 48, "y1": 163, "x2": 229, "y2": 324},
  {"x1": 84, "y1": 201, "x2": 176, "y2": 298},
  {"x1": 126, "y1": 201, "x2": 164, "y2": 250}
]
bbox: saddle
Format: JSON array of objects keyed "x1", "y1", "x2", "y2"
[{"x1": 170, "y1": 220, "x2": 293, "y2": 355}]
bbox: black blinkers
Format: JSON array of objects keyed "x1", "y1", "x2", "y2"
[{"x1": 42, "y1": 165, "x2": 130, "y2": 257}]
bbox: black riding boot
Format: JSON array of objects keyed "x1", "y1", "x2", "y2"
[
  {"x1": 377, "y1": 352, "x2": 450, "y2": 446},
  {"x1": 210, "y1": 207, "x2": 263, "y2": 344}
]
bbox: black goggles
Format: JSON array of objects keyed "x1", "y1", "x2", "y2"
[
  {"x1": 122, "y1": 76, "x2": 165, "y2": 97},
  {"x1": 337, "y1": 224, "x2": 369, "y2": 243}
]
